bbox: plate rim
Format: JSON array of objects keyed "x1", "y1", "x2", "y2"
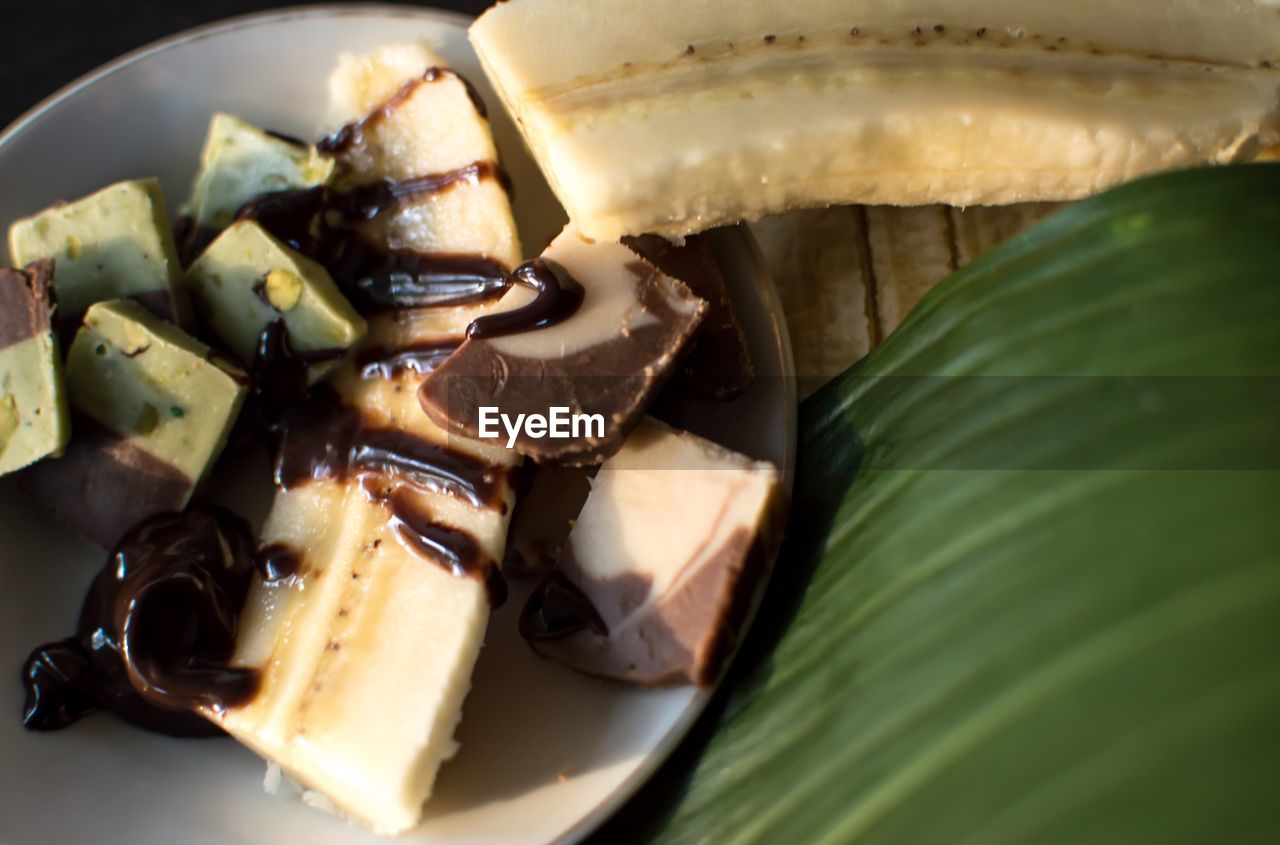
[
  {"x1": 0, "y1": 6, "x2": 798, "y2": 844},
  {"x1": 0, "y1": 4, "x2": 473, "y2": 157}
]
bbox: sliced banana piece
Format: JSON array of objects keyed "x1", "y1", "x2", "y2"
[
  {"x1": 203, "y1": 44, "x2": 523, "y2": 835},
  {"x1": 472, "y1": 0, "x2": 1280, "y2": 240}
]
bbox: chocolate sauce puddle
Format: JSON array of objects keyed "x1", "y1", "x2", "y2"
[
  {"x1": 22, "y1": 508, "x2": 260, "y2": 736},
  {"x1": 250, "y1": 320, "x2": 344, "y2": 436},
  {"x1": 466, "y1": 258, "x2": 585, "y2": 339}
]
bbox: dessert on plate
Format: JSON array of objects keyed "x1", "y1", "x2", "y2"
[{"x1": 4, "y1": 0, "x2": 1278, "y2": 837}]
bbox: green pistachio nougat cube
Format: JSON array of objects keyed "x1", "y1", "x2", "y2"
[
  {"x1": 7, "y1": 178, "x2": 192, "y2": 328},
  {"x1": 21, "y1": 299, "x2": 248, "y2": 546},
  {"x1": 67, "y1": 299, "x2": 247, "y2": 484},
  {"x1": 186, "y1": 220, "x2": 366, "y2": 373},
  {"x1": 0, "y1": 260, "x2": 70, "y2": 476},
  {"x1": 184, "y1": 113, "x2": 335, "y2": 231}
]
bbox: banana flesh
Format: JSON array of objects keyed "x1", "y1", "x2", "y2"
[
  {"x1": 472, "y1": 0, "x2": 1280, "y2": 240},
  {"x1": 202, "y1": 45, "x2": 523, "y2": 835}
]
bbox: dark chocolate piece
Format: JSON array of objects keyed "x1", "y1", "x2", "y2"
[
  {"x1": 623, "y1": 233, "x2": 754, "y2": 400},
  {"x1": 21, "y1": 507, "x2": 259, "y2": 736},
  {"x1": 419, "y1": 228, "x2": 707, "y2": 465}
]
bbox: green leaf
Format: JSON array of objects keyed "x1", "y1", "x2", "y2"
[{"x1": 644, "y1": 166, "x2": 1280, "y2": 845}]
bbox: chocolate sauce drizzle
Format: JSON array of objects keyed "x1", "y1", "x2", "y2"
[
  {"x1": 249, "y1": 320, "x2": 344, "y2": 436},
  {"x1": 272, "y1": 390, "x2": 506, "y2": 509},
  {"x1": 318, "y1": 67, "x2": 487, "y2": 155},
  {"x1": 260, "y1": 322, "x2": 509, "y2": 600},
  {"x1": 256, "y1": 542, "x2": 305, "y2": 582},
  {"x1": 342, "y1": 161, "x2": 511, "y2": 221},
  {"x1": 22, "y1": 508, "x2": 260, "y2": 736},
  {"x1": 356, "y1": 341, "x2": 459, "y2": 379},
  {"x1": 235, "y1": 180, "x2": 511, "y2": 315},
  {"x1": 466, "y1": 259, "x2": 586, "y2": 339},
  {"x1": 378, "y1": 482, "x2": 507, "y2": 607}
]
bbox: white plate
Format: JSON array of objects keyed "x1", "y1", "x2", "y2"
[{"x1": 0, "y1": 6, "x2": 795, "y2": 845}]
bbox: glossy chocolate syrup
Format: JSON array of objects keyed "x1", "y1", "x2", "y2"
[
  {"x1": 256, "y1": 314, "x2": 509, "y2": 595},
  {"x1": 466, "y1": 259, "x2": 586, "y2": 339},
  {"x1": 356, "y1": 341, "x2": 458, "y2": 379},
  {"x1": 341, "y1": 249, "x2": 511, "y2": 312},
  {"x1": 342, "y1": 161, "x2": 511, "y2": 221},
  {"x1": 249, "y1": 320, "x2": 344, "y2": 436},
  {"x1": 22, "y1": 508, "x2": 260, "y2": 736},
  {"x1": 519, "y1": 571, "x2": 608, "y2": 642},
  {"x1": 318, "y1": 67, "x2": 487, "y2": 155},
  {"x1": 272, "y1": 387, "x2": 505, "y2": 507},
  {"x1": 381, "y1": 482, "x2": 507, "y2": 607},
  {"x1": 256, "y1": 542, "x2": 305, "y2": 582},
  {"x1": 236, "y1": 186, "x2": 510, "y2": 314}
]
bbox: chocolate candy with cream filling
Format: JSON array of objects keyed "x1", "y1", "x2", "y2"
[
  {"x1": 419, "y1": 226, "x2": 707, "y2": 465},
  {"x1": 521, "y1": 417, "x2": 781, "y2": 686}
]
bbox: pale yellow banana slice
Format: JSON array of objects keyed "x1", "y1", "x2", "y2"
[
  {"x1": 202, "y1": 44, "x2": 523, "y2": 835},
  {"x1": 472, "y1": 0, "x2": 1280, "y2": 240}
]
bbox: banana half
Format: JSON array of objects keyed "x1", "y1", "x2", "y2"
[{"x1": 472, "y1": 0, "x2": 1280, "y2": 240}]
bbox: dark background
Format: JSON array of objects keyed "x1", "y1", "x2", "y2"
[
  {"x1": 0, "y1": 0, "x2": 486, "y2": 127},
  {"x1": 2, "y1": 2, "x2": 729, "y2": 841}
]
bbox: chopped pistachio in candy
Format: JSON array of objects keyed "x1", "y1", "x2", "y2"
[
  {"x1": 186, "y1": 220, "x2": 366, "y2": 373},
  {"x1": 183, "y1": 113, "x2": 335, "y2": 233},
  {"x1": 21, "y1": 300, "x2": 247, "y2": 547},
  {"x1": 8, "y1": 179, "x2": 191, "y2": 327},
  {"x1": 0, "y1": 260, "x2": 69, "y2": 475}
]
